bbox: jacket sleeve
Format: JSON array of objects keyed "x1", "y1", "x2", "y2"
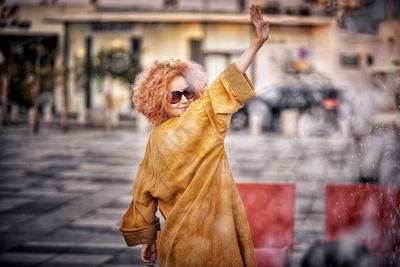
[
  {"x1": 202, "y1": 63, "x2": 256, "y2": 137},
  {"x1": 119, "y1": 143, "x2": 160, "y2": 247}
]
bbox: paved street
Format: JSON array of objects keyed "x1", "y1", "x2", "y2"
[{"x1": 0, "y1": 125, "x2": 360, "y2": 267}]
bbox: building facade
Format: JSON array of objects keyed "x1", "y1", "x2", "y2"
[{"x1": 0, "y1": 0, "x2": 398, "y2": 128}]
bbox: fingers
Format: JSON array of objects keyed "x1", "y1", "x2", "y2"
[
  {"x1": 141, "y1": 243, "x2": 156, "y2": 266},
  {"x1": 150, "y1": 242, "x2": 157, "y2": 262},
  {"x1": 250, "y1": 5, "x2": 257, "y2": 24},
  {"x1": 140, "y1": 244, "x2": 149, "y2": 263},
  {"x1": 250, "y1": 5, "x2": 263, "y2": 22},
  {"x1": 257, "y1": 6, "x2": 264, "y2": 21},
  {"x1": 150, "y1": 250, "x2": 157, "y2": 264}
]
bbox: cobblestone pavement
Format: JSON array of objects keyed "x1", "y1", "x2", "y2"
[{"x1": 0, "y1": 125, "x2": 360, "y2": 267}]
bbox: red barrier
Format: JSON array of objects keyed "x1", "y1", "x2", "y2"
[
  {"x1": 325, "y1": 184, "x2": 400, "y2": 253},
  {"x1": 237, "y1": 183, "x2": 296, "y2": 267},
  {"x1": 255, "y1": 247, "x2": 288, "y2": 267}
]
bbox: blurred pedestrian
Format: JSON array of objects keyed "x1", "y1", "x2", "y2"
[
  {"x1": 350, "y1": 76, "x2": 400, "y2": 184},
  {"x1": 119, "y1": 5, "x2": 269, "y2": 267}
]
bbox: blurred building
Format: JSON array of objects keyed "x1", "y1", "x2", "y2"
[{"x1": 0, "y1": 0, "x2": 399, "y2": 128}]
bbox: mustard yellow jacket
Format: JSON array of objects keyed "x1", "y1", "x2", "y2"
[{"x1": 120, "y1": 64, "x2": 256, "y2": 267}]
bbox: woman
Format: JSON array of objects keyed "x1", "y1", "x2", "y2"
[{"x1": 120, "y1": 5, "x2": 269, "y2": 267}]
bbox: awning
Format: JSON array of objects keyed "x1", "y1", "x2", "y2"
[{"x1": 44, "y1": 12, "x2": 334, "y2": 27}]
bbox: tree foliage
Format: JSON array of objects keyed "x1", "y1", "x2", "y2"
[{"x1": 92, "y1": 47, "x2": 141, "y2": 85}]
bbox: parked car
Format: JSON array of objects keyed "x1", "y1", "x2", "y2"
[{"x1": 231, "y1": 85, "x2": 344, "y2": 135}]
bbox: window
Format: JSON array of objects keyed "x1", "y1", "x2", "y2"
[
  {"x1": 131, "y1": 38, "x2": 141, "y2": 55},
  {"x1": 164, "y1": 0, "x2": 177, "y2": 6},
  {"x1": 340, "y1": 53, "x2": 359, "y2": 68},
  {"x1": 190, "y1": 39, "x2": 203, "y2": 65},
  {"x1": 388, "y1": 36, "x2": 395, "y2": 53},
  {"x1": 366, "y1": 54, "x2": 374, "y2": 66}
]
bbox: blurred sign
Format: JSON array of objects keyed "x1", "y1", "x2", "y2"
[
  {"x1": 4, "y1": 0, "x2": 50, "y2": 4},
  {"x1": 57, "y1": 0, "x2": 91, "y2": 4},
  {"x1": 96, "y1": 0, "x2": 162, "y2": 10},
  {"x1": 92, "y1": 23, "x2": 132, "y2": 32},
  {"x1": 0, "y1": 4, "x2": 31, "y2": 29}
]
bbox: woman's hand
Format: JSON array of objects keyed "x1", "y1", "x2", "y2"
[
  {"x1": 234, "y1": 5, "x2": 270, "y2": 73},
  {"x1": 141, "y1": 242, "x2": 157, "y2": 266},
  {"x1": 250, "y1": 5, "x2": 270, "y2": 46}
]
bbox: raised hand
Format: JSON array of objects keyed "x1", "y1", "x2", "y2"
[
  {"x1": 233, "y1": 5, "x2": 270, "y2": 72},
  {"x1": 250, "y1": 5, "x2": 270, "y2": 45}
]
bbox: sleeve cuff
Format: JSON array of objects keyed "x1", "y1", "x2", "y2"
[
  {"x1": 120, "y1": 219, "x2": 161, "y2": 247},
  {"x1": 222, "y1": 64, "x2": 256, "y2": 104}
]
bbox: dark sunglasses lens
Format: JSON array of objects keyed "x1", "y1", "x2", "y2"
[
  {"x1": 171, "y1": 91, "x2": 182, "y2": 104},
  {"x1": 183, "y1": 87, "x2": 194, "y2": 99}
]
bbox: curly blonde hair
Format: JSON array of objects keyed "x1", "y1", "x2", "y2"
[{"x1": 132, "y1": 59, "x2": 208, "y2": 126}]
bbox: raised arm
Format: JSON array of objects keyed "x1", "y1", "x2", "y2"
[
  {"x1": 234, "y1": 5, "x2": 270, "y2": 73},
  {"x1": 179, "y1": 6, "x2": 269, "y2": 138}
]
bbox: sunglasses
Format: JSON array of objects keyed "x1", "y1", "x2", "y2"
[{"x1": 171, "y1": 86, "x2": 195, "y2": 104}]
